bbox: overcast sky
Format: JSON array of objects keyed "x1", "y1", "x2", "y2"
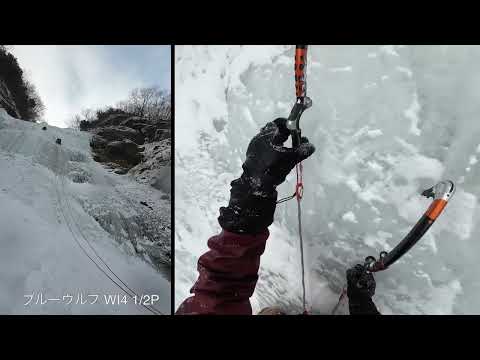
[{"x1": 11, "y1": 45, "x2": 171, "y2": 128}]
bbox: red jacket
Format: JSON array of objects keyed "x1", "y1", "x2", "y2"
[
  {"x1": 176, "y1": 229, "x2": 269, "y2": 315},
  {"x1": 176, "y1": 228, "x2": 381, "y2": 315}
]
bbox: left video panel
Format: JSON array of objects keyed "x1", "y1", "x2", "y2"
[{"x1": 0, "y1": 45, "x2": 171, "y2": 315}]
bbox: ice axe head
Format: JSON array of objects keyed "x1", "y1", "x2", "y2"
[
  {"x1": 286, "y1": 96, "x2": 313, "y2": 148},
  {"x1": 422, "y1": 180, "x2": 455, "y2": 201}
]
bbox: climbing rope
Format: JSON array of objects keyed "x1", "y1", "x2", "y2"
[
  {"x1": 276, "y1": 45, "x2": 311, "y2": 314},
  {"x1": 55, "y1": 145, "x2": 164, "y2": 315},
  {"x1": 295, "y1": 163, "x2": 307, "y2": 312}
]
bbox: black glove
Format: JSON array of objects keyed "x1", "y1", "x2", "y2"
[
  {"x1": 218, "y1": 118, "x2": 315, "y2": 234},
  {"x1": 346, "y1": 264, "x2": 380, "y2": 315},
  {"x1": 347, "y1": 264, "x2": 376, "y2": 299}
]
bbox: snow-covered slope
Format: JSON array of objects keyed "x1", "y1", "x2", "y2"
[
  {"x1": 175, "y1": 45, "x2": 479, "y2": 315},
  {"x1": 0, "y1": 109, "x2": 170, "y2": 314}
]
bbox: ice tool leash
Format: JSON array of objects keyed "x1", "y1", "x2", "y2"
[
  {"x1": 277, "y1": 45, "x2": 312, "y2": 314},
  {"x1": 332, "y1": 180, "x2": 456, "y2": 314}
]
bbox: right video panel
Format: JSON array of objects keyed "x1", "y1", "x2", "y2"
[{"x1": 175, "y1": 45, "x2": 472, "y2": 315}]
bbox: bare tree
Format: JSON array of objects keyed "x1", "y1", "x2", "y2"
[
  {"x1": 81, "y1": 108, "x2": 96, "y2": 122},
  {"x1": 24, "y1": 78, "x2": 45, "y2": 121},
  {"x1": 70, "y1": 86, "x2": 171, "y2": 131},
  {"x1": 116, "y1": 86, "x2": 171, "y2": 122},
  {"x1": 67, "y1": 114, "x2": 82, "y2": 129},
  {"x1": 0, "y1": 45, "x2": 13, "y2": 53}
]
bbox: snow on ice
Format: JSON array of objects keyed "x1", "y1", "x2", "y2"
[{"x1": 342, "y1": 211, "x2": 358, "y2": 223}]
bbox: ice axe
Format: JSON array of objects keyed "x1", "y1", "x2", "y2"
[
  {"x1": 364, "y1": 180, "x2": 456, "y2": 273},
  {"x1": 332, "y1": 180, "x2": 456, "y2": 314}
]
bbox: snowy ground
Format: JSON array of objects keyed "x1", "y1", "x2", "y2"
[
  {"x1": 0, "y1": 109, "x2": 170, "y2": 314},
  {"x1": 175, "y1": 45, "x2": 479, "y2": 315}
]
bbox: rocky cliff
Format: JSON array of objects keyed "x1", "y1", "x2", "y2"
[
  {"x1": 86, "y1": 112, "x2": 171, "y2": 194},
  {"x1": 0, "y1": 79, "x2": 20, "y2": 119},
  {"x1": 0, "y1": 46, "x2": 44, "y2": 122}
]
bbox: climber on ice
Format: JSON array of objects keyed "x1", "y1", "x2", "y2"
[
  {"x1": 56, "y1": 138, "x2": 62, "y2": 145},
  {"x1": 174, "y1": 117, "x2": 455, "y2": 315},
  {"x1": 175, "y1": 119, "x2": 380, "y2": 315}
]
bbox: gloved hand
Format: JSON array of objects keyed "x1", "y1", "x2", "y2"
[
  {"x1": 347, "y1": 264, "x2": 376, "y2": 300},
  {"x1": 218, "y1": 118, "x2": 315, "y2": 234},
  {"x1": 346, "y1": 264, "x2": 380, "y2": 315}
]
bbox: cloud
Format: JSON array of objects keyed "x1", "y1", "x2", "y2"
[{"x1": 11, "y1": 45, "x2": 170, "y2": 128}]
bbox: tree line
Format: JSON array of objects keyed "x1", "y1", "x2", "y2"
[
  {"x1": 0, "y1": 45, "x2": 45, "y2": 121},
  {"x1": 69, "y1": 87, "x2": 171, "y2": 131}
]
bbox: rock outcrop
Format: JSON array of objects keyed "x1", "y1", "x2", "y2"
[
  {"x1": 129, "y1": 139, "x2": 171, "y2": 193},
  {"x1": 86, "y1": 113, "x2": 171, "y2": 185},
  {"x1": 105, "y1": 140, "x2": 144, "y2": 165},
  {"x1": 0, "y1": 79, "x2": 20, "y2": 119},
  {"x1": 97, "y1": 126, "x2": 145, "y2": 145}
]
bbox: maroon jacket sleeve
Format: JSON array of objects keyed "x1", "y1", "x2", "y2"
[{"x1": 176, "y1": 229, "x2": 269, "y2": 315}]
